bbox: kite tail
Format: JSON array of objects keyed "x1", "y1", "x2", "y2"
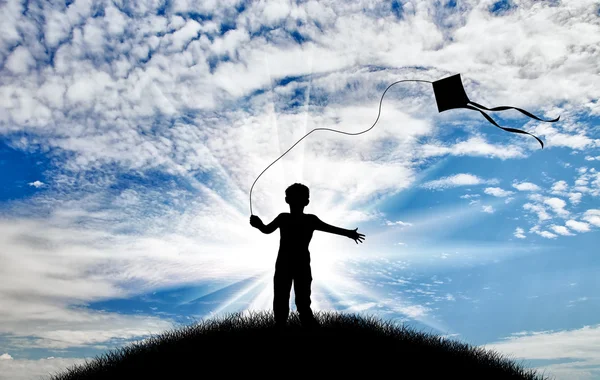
[
  {"x1": 465, "y1": 101, "x2": 560, "y2": 149},
  {"x1": 468, "y1": 101, "x2": 560, "y2": 123}
]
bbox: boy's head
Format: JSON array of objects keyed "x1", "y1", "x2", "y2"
[{"x1": 285, "y1": 183, "x2": 310, "y2": 208}]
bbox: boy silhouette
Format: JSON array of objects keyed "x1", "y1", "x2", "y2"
[{"x1": 249, "y1": 183, "x2": 365, "y2": 328}]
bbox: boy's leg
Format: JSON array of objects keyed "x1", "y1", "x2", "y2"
[
  {"x1": 273, "y1": 269, "x2": 293, "y2": 328},
  {"x1": 293, "y1": 267, "x2": 318, "y2": 327}
]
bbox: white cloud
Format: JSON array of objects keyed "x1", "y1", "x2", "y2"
[
  {"x1": 551, "y1": 180, "x2": 568, "y2": 193},
  {"x1": 4, "y1": 46, "x2": 35, "y2": 75},
  {"x1": 0, "y1": 216, "x2": 255, "y2": 351},
  {"x1": 422, "y1": 174, "x2": 498, "y2": 190},
  {"x1": 569, "y1": 192, "x2": 583, "y2": 205},
  {"x1": 583, "y1": 209, "x2": 600, "y2": 227},
  {"x1": 513, "y1": 182, "x2": 541, "y2": 192},
  {"x1": 419, "y1": 137, "x2": 525, "y2": 160},
  {"x1": 514, "y1": 227, "x2": 526, "y2": 239},
  {"x1": 533, "y1": 124, "x2": 599, "y2": 150},
  {"x1": 386, "y1": 220, "x2": 413, "y2": 227},
  {"x1": 43, "y1": 10, "x2": 71, "y2": 48},
  {"x1": 484, "y1": 325, "x2": 600, "y2": 380},
  {"x1": 0, "y1": 356, "x2": 87, "y2": 380},
  {"x1": 530, "y1": 225, "x2": 557, "y2": 239},
  {"x1": 573, "y1": 169, "x2": 600, "y2": 197},
  {"x1": 482, "y1": 205, "x2": 495, "y2": 214},
  {"x1": 0, "y1": 1, "x2": 596, "y2": 183},
  {"x1": 527, "y1": 193, "x2": 544, "y2": 202},
  {"x1": 104, "y1": 6, "x2": 128, "y2": 37},
  {"x1": 394, "y1": 304, "x2": 430, "y2": 319},
  {"x1": 538, "y1": 230, "x2": 558, "y2": 239},
  {"x1": 169, "y1": 19, "x2": 202, "y2": 51},
  {"x1": 0, "y1": 353, "x2": 13, "y2": 360},
  {"x1": 460, "y1": 194, "x2": 480, "y2": 199},
  {"x1": 261, "y1": 1, "x2": 292, "y2": 25},
  {"x1": 341, "y1": 301, "x2": 378, "y2": 313},
  {"x1": 544, "y1": 197, "x2": 569, "y2": 217},
  {"x1": 550, "y1": 225, "x2": 574, "y2": 236},
  {"x1": 566, "y1": 220, "x2": 591, "y2": 233},
  {"x1": 484, "y1": 187, "x2": 514, "y2": 197},
  {"x1": 28, "y1": 181, "x2": 45, "y2": 188},
  {"x1": 523, "y1": 203, "x2": 552, "y2": 222}
]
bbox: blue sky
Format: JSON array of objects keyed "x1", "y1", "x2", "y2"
[{"x1": 1, "y1": 0, "x2": 600, "y2": 379}]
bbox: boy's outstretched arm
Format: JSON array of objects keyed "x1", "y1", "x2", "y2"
[
  {"x1": 250, "y1": 214, "x2": 281, "y2": 234},
  {"x1": 314, "y1": 216, "x2": 365, "y2": 244}
]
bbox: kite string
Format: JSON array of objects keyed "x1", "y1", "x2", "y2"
[{"x1": 249, "y1": 79, "x2": 432, "y2": 215}]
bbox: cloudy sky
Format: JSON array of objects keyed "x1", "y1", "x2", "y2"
[{"x1": 1, "y1": 0, "x2": 599, "y2": 379}]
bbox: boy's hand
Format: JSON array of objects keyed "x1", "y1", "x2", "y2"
[
  {"x1": 348, "y1": 228, "x2": 365, "y2": 244},
  {"x1": 250, "y1": 215, "x2": 264, "y2": 228}
]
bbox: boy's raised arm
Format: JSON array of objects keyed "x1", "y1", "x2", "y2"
[
  {"x1": 313, "y1": 215, "x2": 365, "y2": 244},
  {"x1": 250, "y1": 214, "x2": 281, "y2": 234}
]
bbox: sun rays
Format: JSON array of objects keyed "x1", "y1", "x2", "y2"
[
  {"x1": 167, "y1": 63, "x2": 462, "y2": 334},
  {"x1": 178, "y1": 241, "x2": 451, "y2": 334}
]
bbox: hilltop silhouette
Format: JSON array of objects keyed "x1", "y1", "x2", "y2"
[{"x1": 47, "y1": 311, "x2": 547, "y2": 380}]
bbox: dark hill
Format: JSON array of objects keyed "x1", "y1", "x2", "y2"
[{"x1": 48, "y1": 311, "x2": 547, "y2": 380}]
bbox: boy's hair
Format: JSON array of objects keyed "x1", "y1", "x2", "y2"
[{"x1": 285, "y1": 183, "x2": 309, "y2": 201}]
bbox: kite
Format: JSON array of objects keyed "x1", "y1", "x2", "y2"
[
  {"x1": 432, "y1": 73, "x2": 558, "y2": 149},
  {"x1": 249, "y1": 73, "x2": 560, "y2": 215}
]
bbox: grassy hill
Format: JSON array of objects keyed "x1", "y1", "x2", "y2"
[{"x1": 47, "y1": 311, "x2": 548, "y2": 380}]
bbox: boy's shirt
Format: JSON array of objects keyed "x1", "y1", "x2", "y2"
[{"x1": 275, "y1": 212, "x2": 322, "y2": 266}]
